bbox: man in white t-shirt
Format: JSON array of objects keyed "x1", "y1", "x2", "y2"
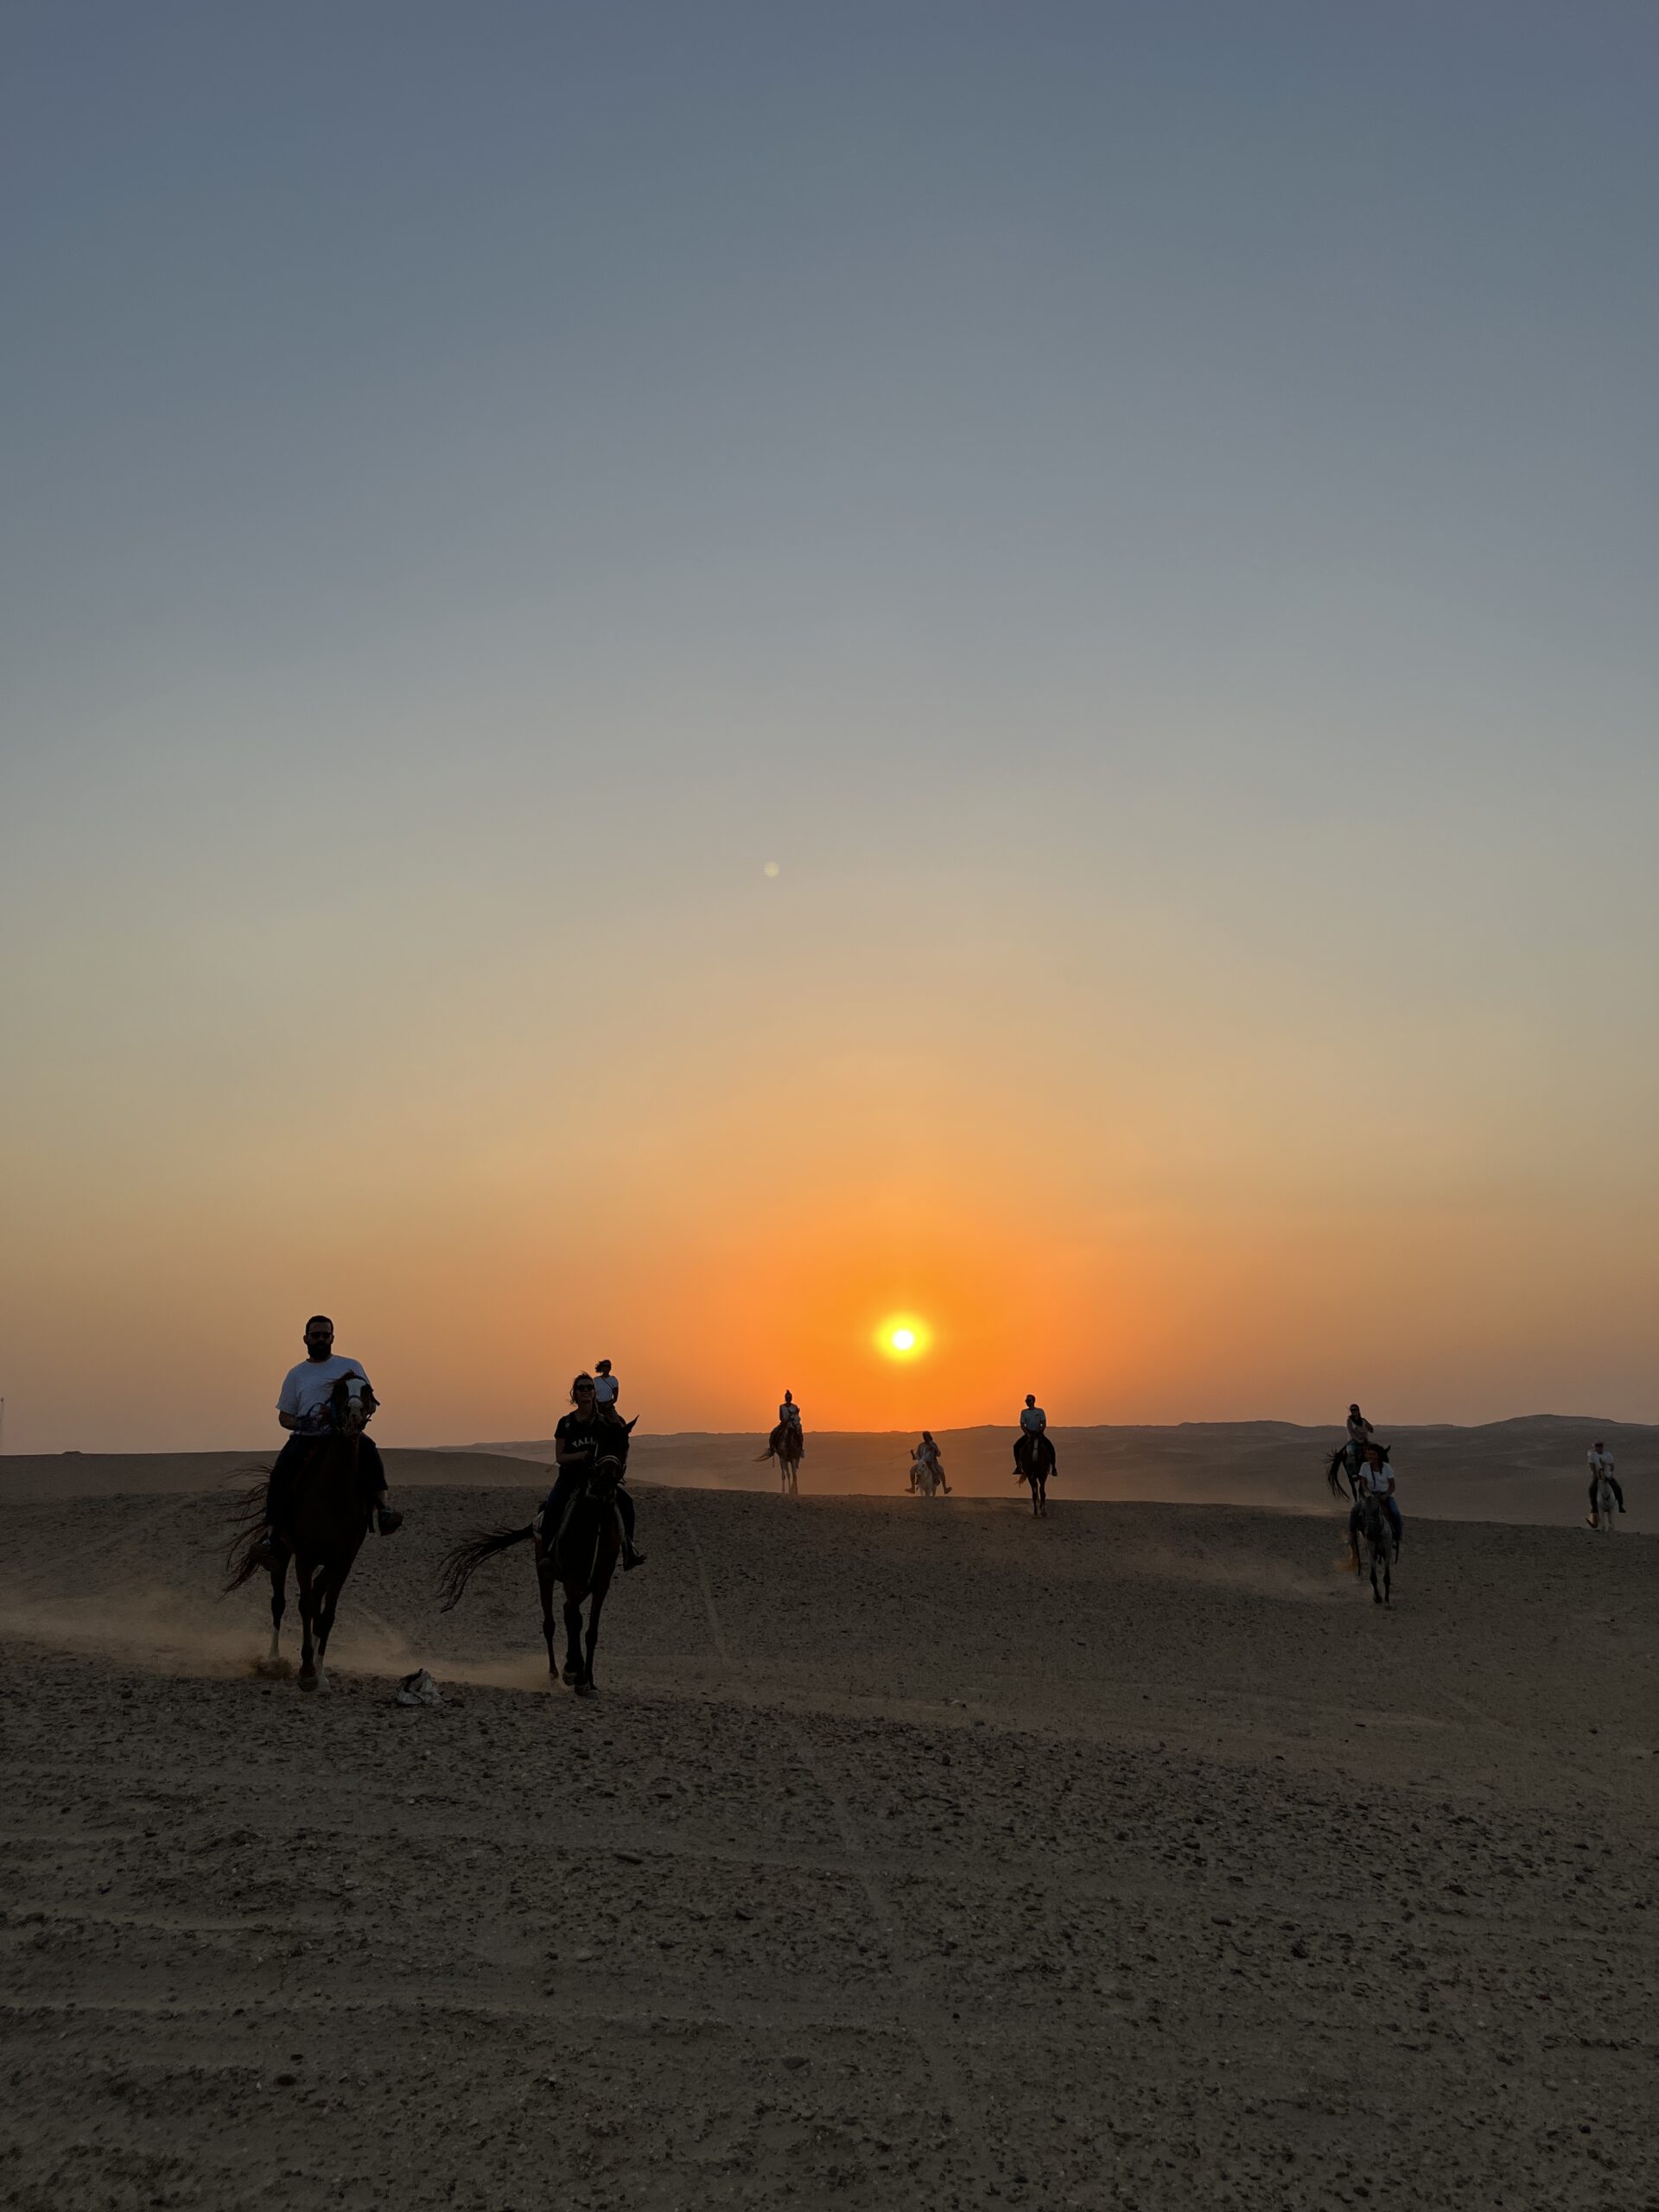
[
  {"x1": 594, "y1": 1360, "x2": 620, "y2": 1413},
  {"x1": 1014, "y1": 1395, "x2": 1053, "y2": 1481},
  {"x1": 1586, "y1": 1441, "x2": 1624, "y2": 1529},
  {"x1": 1347, "y1": 1443, "x2": 1402, "y2": 1565},
  {"x1": 263, "y1": 1314, "x2": 400, "y2": 1548}
]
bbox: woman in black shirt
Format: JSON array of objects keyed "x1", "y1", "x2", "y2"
[{"x1": 542, "y1": 1374, "x2": 645, "y2": 1569}]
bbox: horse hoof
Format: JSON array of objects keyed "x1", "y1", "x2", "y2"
[
  {"x1": 298, "y1": 1673, "x2": 318, "y2": 1693},
  {"x1": 562, "y1": 1666, "x2": 580, "y2": 1686},
  {"x1": 574, "y1": 1681, "x2": 596, "y2": 1700}
]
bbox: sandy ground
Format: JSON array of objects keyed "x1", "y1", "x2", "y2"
[{"x1": 2, "y1": 1463, "x2": 1656, "y2": 2210}]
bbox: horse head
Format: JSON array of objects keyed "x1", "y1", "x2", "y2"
[
  {"x1": 586, "y1": 1450, "x2": 626, "y2": 1498},
  {"x1": 326, "y1": 1374, "x2": 378, "y2": 1435}
]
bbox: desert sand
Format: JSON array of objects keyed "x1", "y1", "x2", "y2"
[{"x1": 2, "y1": 1440, "x2": 1655, "y2": 2209}]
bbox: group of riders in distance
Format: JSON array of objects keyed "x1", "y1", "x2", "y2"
[
  {"x1": 763, "y1": 1390, "x2": 1058, "y2": 1515},
  {"x1": 227, "y1": 1321, "x2": 1630, "y2": 1688}
]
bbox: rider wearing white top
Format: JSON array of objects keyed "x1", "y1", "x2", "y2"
[
  {"x1": 779, "y1": 1391, "x2": 802, "y2": 1431},
  {"x1": 1347, "y1": 1443, "x2": 1402, "y2": 1559},
  {"x1": 910, "y1": 1432, "x2": 950, "y2": 1492},
  {"x1": 593, "y1": 1361, "x2": 620, "y2": 1410},
  {"x1": 279, "y1": 1351, "x2": 372, "y2": 1433},
  {"x1": 264, "y1": 1315, "x2": 400, "y2": 1554},
  {"x1": 1586, "y1": 1442, "x2": 1624, "y2": 1528},
  {"x1": 1020, "y1": 1398, "x2": 1046, "y2": 1434}
]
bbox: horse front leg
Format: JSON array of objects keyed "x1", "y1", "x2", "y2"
[
  {"x1": 296, "y1": 1560, "x2": 319, "y2": 1690},
  {"x1": 313, "y1": 1570, "x2": 344, "y2": 1682},
  {"x1": 538, "y1": 1560, "x2": 558, "y2": 1679},
  {"x1": 267, "y1": 1551, "x2": 289, "y2": 1668},
  {"x1": 578, "y1": 1586, "x2": 606, "y2": 1698},
  {"x1": 563, "y1": 1592, "x2": 584, "y2": 1686}
]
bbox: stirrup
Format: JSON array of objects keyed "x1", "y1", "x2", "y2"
[{"x1": 623, "y1": 1545, "x2": 645, "y2": 1573}]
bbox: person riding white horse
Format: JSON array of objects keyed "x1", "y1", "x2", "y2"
[
  {"x1": 1586, "y1": 1440, "x2": 1625, "y2": 1529},
  {"x1": 779, "y1": 1389, "x2": 803, "y2": 1440},
  {"x1": 910, "y1": 1431, "x2": 949, "y2": 1493}
]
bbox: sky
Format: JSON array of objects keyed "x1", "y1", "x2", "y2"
[{"x1": 3, "y1": 1, "x2": 1656, "y2": 1452}]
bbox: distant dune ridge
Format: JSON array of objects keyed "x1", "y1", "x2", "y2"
[{"x1": 2, "y1": 1417, "x2": 1650, "y2": 1528}]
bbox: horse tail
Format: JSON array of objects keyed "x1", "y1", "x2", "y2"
[
  {"x1": 435, "y1": 1524, "x2": 534, "y2": 1612},
  {"x1": 1325, "y1": 1448, "x2": 1347, "y2": 1501},
  {"x1": 222, "y1": 1474, "x2": 276, "y2": 1592}
]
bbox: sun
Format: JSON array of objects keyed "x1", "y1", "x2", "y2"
[{"x1": 875, "y1": 1313, "x2": 930, "y2": 1361}]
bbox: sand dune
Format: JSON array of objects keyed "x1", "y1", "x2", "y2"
[
  {"x1": 4, "y1": 1415, "x2": 1650, "y2": 1530},
  {"x1": 2, "y1": 1468, "x2": 1656, "y2": 2210}
]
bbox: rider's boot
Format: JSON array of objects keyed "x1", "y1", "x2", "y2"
[
  {"x1": 623, "y1": 1541, "x2": 646, "y2": 1572},
  {"x1": 375, "y1": 1493, "x2": 404, "y2": 1536}
]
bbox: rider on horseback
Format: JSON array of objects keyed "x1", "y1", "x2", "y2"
[
  {"x1": 1344, "y1": 1403, "x2": 1374, "y2": 1481},
  {"x1": 1586, "y1": 1440, "x2": 1625, "y2": 1529},
  {"x1": 540, "y1": 1374, "x2": 645, "y2": 1572},
  {"x1": 779, "y1": 1389, "x2": 803, "y2": 1440},
  {"x1": 910, "y1": 1431, "x2": 949, "y2": 1492},
  {"x1": 1015, "y1": 1395, "x2": 1047, "y2": 1467},
  {"x1": 263, "y1": 1316, "x2": 401, "y2": 1551},
  {"x1": 1347, "y1": 1443, "x2": 1402, "y2": 1565}
]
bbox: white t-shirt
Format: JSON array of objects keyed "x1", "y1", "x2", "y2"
[
  {"x1": 1588, "y1": 1449, "x2": 1615, "y2": 1478},
  {"x1": 779, "y1": 1402, "x2": 800, "y2": 1426},
  {"x1": 278, "y1": 1354, "x2": 371, "y2": 1432},
  {"x1": 1346, "y1": 1416, "x2": 1371, "y2": 1447},
  {"x1": 1357, "y1": 1461, "x2": 1394, "y2": 1497},
  {"x1": 594, "y1": 1373, "x2": 619, "y2": 1407},
  {"x1": 1020, "y1": 1406, "x2": 1046, "y2": 1433}
]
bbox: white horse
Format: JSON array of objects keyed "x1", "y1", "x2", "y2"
[
  {"x1": 1592, "y1": 1471, "x2": 1618, "y2": 1534},
  {"x1": 911, "y1": 1450, "x2": 944, "y2": 1498}
]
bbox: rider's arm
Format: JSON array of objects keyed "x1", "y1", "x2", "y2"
[{"x1": 278, "y1": 1411, "x2": 307, "y2": 1433}]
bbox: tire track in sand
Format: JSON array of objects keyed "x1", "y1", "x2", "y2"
[{"x1": 668, "y1": 1491, "x2": 1001, "y2": 2201}]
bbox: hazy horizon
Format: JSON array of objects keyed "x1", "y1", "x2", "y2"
[{"x1": 3, "y1": 3, "x2": 1656, "y2": 1453}]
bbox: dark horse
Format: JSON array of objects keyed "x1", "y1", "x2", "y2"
[
  {"x1": 1357, "y1": 1490, "x2": 1393, "y2": 1607},
  {"x1": 1014, "y1": 1430, "x2": 1056, "y2": 1517},
  {"x1": 757, "y1": 1421, "x2": 804, "y2": 1496},
  {"x1": 437, "y1": 1448, "x2": 626, "y2": 1697},
  {"x1": 224, "y1": 1375, "x2": 378, "y2": 1692}
]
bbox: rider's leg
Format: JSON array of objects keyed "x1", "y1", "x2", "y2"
[
  {"x1": 359, "y1": 1438, "x2": 402, "y2": 1535},
  {"x1": 1611, "y1": 1476, "x2": 1626, "y2": 1514},
  {"x1": 267, "y1": 1434, "x2": 308, "y2": 1530},
  {"x1": 253, "y1": 1434, "x2": 308, "y2": 1566},
  {"x1": 540, "y1": 1466, "x2": 581, "y2": 1540},
  {"x1": 1385, "y1": 1497, "x2": 1402, "y2": 1552}
]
